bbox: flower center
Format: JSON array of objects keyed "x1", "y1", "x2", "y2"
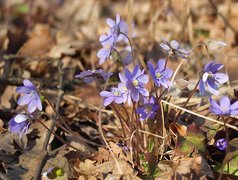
[
  {"x1": 105, "y1": 43, "x2": 111, "y2": 49},
  {"x1": 113, "y1": 89, "x2": 120, "y2": 96},
  {"x1": 156, "y1": 72, "x2": 161, "y2": 78},
  {"x1": 132, "y1": 79, "x2": 139, "y2": 86},
  {"x1": 221, "y1": 106, "x2": 228, "y2": 113}
]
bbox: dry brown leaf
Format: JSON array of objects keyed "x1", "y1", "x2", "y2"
[
  {"x1": 18, "y1": 24, "x2": 54, "y2": 56},
  {"x1": 170, "y1": 122, "x2": 187, "y2": 136},
  {"x1": 0, "y1": 85, "x2": 17, "y2": 109},
  {"x1": 155, "y1": 156, "x2": 214, "y2": 179},
  {"x1": 18, "y1": 23, "x2": 55, "y2": 75}
]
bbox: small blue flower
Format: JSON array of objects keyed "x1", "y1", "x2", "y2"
[
  {"x1": 106, "y1": 14, "x2": 128, "y2": 41},
  {"x1": 8, "y1": 113, "x2": 30, "y2": 138},
  {"x1": 75, "y1": 69, "x2": 112, "y2": 83},
  {"x1": 119, "y1": 65, "x2": 149, "y2": 105},
  {"x1": 16, "y1": 80, "x2": 42, "y2": 113},
  {"x1": 199, "y1": 61, "x2": 229, "y2": 95},
  {"x1": 100, "y1": 83, "x2": 128, "y2": 106},
  {"x1": 97, "y1": 33, "x2": 117, "y2": 64},
  {"x1": 147, "y1": 59, "x2": 173, "y2": 89},
  {"x1": 215, "y1": 138, "x2": 227, "y2": 151},
  {"x1": 209, "y1": 96, "x2": 238, "y2": 116},
  {"x1": 160, "y1": 38, "x2": 190, "y2": 59},
  {"x1": 136, "y1": 96, "x2": 159, "y2": 121}
]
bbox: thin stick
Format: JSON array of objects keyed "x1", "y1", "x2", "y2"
[{"x1": 161, "y1": 100, "x2": 238, "y2": 131}]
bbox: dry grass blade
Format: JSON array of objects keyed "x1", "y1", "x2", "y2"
[{"x1": 161, "y1": 100, "x2": 238, "y2": 131}]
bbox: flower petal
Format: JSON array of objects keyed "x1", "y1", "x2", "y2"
[
  {"x1": 27, "y1": 100, "x2": 37, "y2": 113},
  {"x1": 17, "y1": 94, "x2": 32, "y2": 105},
  {"x1": 199, "y1": 80, "x2": 205, "y2": 95},
  {"x1": 160, "y1": 43, "x2": 170, "y2": 51},
  {"x1": 230, "y1": 101, "x2": 238, "y2": 110},
  {"x1": 230, "y1": 110, "x2": 238, "y2": 116},
  {"x1": 156, "y1": 59, "x2": 166, "y2": 72},
  {"x1": 170, "y1": 40, "x2": 180, "y2": 50},
  {"x1": 14, "y1": 114, "x2": 28, "y2": 123},
  {"x1": 100, "y1": 91, "x2": 112, "y2": 97},
  {"x1": 16, "y1": 86, "x2": 31, "y2": 94},
  {"x1": 137, "y1": 74, "x2": 149, "y2": 84},
  {"x1": 207, "y1": 79, "x2": 219, "y2": 95},
  {"x1": 106, "y1": 18, "x2": 115, "y2": 28},
  {"x1": 220, "y1": 96, "x2": 230, "y2": 108},
  {"x1": 214, "y1": 73, "x2": 229, "y2": 84},
  {"x1": 104, "y1": 97, "x2": 114, "y2": 106},
  {"x1": 23, "y1": 79, "x2": 35, "y2": 89}
]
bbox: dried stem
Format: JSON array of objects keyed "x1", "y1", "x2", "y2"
[{"x1": 33, "y1": 60, "x2": 65, "y2": 179}]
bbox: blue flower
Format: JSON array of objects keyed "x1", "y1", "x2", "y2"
[
  {"x1": 147, "y1": 59, "x2": 173, "y2": 88},
  {"x1": 97, "y1": 33, "x2": 117, "y2": 64},
  {"x1": 8, "y1": 113, "x2": 30, "y2": 138},
  {"x1": 119, "y1": 65, "x2": 149, "y2": 105},
  {"x1": 106, "y1": 14, "x2": 128, "y2": 41},
  {"x1": 160, "y1": 38, "x2": 190, "y2": 59},
  {"x1": 75, "y1": 69, "x2": 112, "y2": 83},
  {"x1": 16, "y1": 80, "x2": 42, "y2": 113},
  {"x1": 215, "y1": 138, "x2": 227, "y2": 151},
  {"x1": 209, "y1": 96, "x2": 238, "y2": 116},
  {"x1": 136, "y1": 96, "x2": 159, "y2": 121},
  {"x1": 199, "y1": 61, "x2": 229, "y2": 95},
  {"x1": 100, "y1": 83, "x2": 128, "y2": 106}
]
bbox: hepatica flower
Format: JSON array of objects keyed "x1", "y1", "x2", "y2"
[
  {"x1": 100, "y1": 83, "x2": 128, "y2": 106},
  {"x1": 215, "y1": 138, "x2": 227, "y2": 151},
  {"x1": 16, "y1": 80, "x2": 42, "y2": 113},
  {"x1": 97, "y1": 34, "x2": 116, "y2": 65},
  {"x1": 147, "y1": 59, "x2": 173, "y2": 88},
  {"x1": 199, "y1": 61, "x2": 229, "y2": 95},
  {"x1": 8, "y1": 113, "x2": 30, "y2": 138},
  {"x1": 106, "y1": 14, "x2": 128, "y2": 41},
  {"x1": 119, "y1": 65, "x2": 149, "y2": 105},
  {"x1": 160, "y1": 39, "x2": 190, "y2": 59},
  {"x1": 209, "y1": 96, "x2": 238, "y2": 116},
  {"x1": 136, "y1": 96, "x2": 159, "y2": 121},
  {"x1": 75, "y1": 69, "x2": 112, "y2": 83},
  {"x1": 97, "y1": 14, "x2": 129, "y2": 65}
]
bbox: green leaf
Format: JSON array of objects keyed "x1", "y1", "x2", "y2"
[
  {"x1": 14, "y1": 4, "x2": 30, "y2": 14},
  {"x1": 176, "y1": 124, "x2": 206, "y2": 156}
]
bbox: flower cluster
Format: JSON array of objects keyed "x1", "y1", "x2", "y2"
[
  {"x1": 8, "y1": 80, "x2": 42, "y2": 138},
  {"x1": 97, "y1": 14, "x2": 129, "y2": 65}
]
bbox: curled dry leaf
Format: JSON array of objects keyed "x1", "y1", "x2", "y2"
[{"x1": 155, "y1": 156, "x2": 214, "y2": 179}]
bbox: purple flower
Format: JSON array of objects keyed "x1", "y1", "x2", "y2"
[
  {"x1": 147, "y1": 59, "x2": 173, "y2": 88},
  {"x1": 100, "y1": 83, "x2": 128, "y2": 106},
  {"x1": 75, "y1": 69, "x2": 112, "y2": 83},
  {"x1": 199, "y1": 61, "x2": 229, "y2": 95},
  {"x1": 136, "y1": 96, "x2": 159, "y2": 121},
  {"x1": 209, "y1": 96, "x2": 238, "y2": 116},
  {"x1": 97, "y1": 33, "x2": 117, "y2": 64},
  {"x1": 8, "y1": 114, "x2": 30, "y2": 138},
  {"x1": 16, "y1": 80, "x2": 42, "y2": 113},
  {"x1": 106, "y1": 14, "x2": 128, "y2": 40},
  {"x1": 119, "y1": 65, "x2": 149, "y2": 105},
  {"x1": 216, "y1": 138, "x2": 227, "y2": 151},
  {"x1": 160, "y1": 39, "x2": 190, "y2": 59}
]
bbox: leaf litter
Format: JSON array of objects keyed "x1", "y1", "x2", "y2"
[{"x1": 0, "y1": 0, "x2": 238, "y2": 179}]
